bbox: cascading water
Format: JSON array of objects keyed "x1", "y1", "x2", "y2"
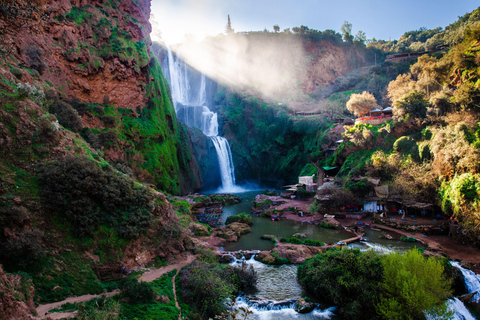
[
  {"x1": 227, "y1": 252, "x2": 336, "y2": 319},
  {"x1": 162, "y1": 46, "x2": 239, "y2": 192},
  {"x1": 451, "y1": 261, "x2": 480, "y2": 303}
]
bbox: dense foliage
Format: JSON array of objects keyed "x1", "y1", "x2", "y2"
[
  {"x1": 298, "y1": 249, "x2": 383, "y2": 319},
  {"x1": 298, "y1": 249, "x2": 453, "y2": 320},
  {"x1": 225, "y1": 212, "x2": 253, "y2": 226},
  {"x1": 40, "y1": 156, "x2": 154, "y2": 238},
  {"x1": 179, "y1": 260, "x2": 257, "y2": 318},
  {"x1": 377, "y1": 249, "x2": 452, "y2": 320}
]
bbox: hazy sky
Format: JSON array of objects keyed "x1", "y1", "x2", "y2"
[{"x1": 151, "y1": 0, "x2": 479, "y2": 45}]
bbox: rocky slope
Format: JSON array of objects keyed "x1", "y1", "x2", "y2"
[
  {"x1": 0, "y1": 0, "x2": 203, "y2": 315},
  {"x1": 1, "y1": 0, "x2": 202, "y2": 194}
]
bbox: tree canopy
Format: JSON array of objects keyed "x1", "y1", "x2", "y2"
[
  {"x1": 377, "y1": 249, "x2": 452, "y2": 320},
  {"x1": 346, "y1": 91, "x2": 378, "y2": 116}
]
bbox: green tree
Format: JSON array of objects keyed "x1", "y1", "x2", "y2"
[
  {"x1": 273, "y1": 24, "x2": 280, "y2": 33},
  {"x1": 341, "y1": 21, "x2": 353, "y2": 42},
  {"x1": 298, "y1": 249, "x2": 383, "y2": 320},
  {"x1": 376, "y1": 249, "x2": 452, "y2": 320},
  {"x1": 354, "y1": 30, "x2": 367, "y2": 45},
  {"x1": 393, "y1": 91, "x2": 429, "y2": 121},
  {"x1": 346, "y1": 91, "x2": 378, "y2": 117}
]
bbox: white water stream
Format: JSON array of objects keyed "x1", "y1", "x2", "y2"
[
  {"x1": 222, "y1": 248, "x2": 480, "y2": 319},
  {"x1": 163, "y1": 46, "x2": 238, "y2": 192}
]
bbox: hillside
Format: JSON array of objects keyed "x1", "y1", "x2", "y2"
[{"x1": 0, "y1": 0, "x2": 203, "y2": 317}]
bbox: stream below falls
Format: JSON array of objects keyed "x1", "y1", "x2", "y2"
[{"x1": 215, "y1": 191, "x2": 478, "y2": 319}]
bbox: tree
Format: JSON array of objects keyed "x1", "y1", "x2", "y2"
[
  {"x1": 346, "y1": 91, "x2": 378, "y2": 117},
  {"x1": 225, "y1": 14, "x2": 234, "y2": 35},
  {"x1": 341, "y1": 20, "x2": 353, "y2": 42},
  {"x1": 387, "y1": 74, "x2": 416, "y2": 106},
  {"x1": 393, "y1": 91, "x2": 429, "y2": 121},
  {"x1": 273, "y1": 25, "x2": 280, "y2": 33},
  {"x1": 354, "y1": 30, "x2": 367, "y2": 45},
  {"x1": 376, "y1": 249, "x2": 452, "y2": 320},
  {"x1": 298, "y1": 249, "x2": 383, "y2": 320}
]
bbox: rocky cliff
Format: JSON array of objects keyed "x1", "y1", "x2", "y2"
[
  {"x1": 0, "y1": 0, "x2": 202, "y2": 194},
  {"x1": 0, "y1": 0, "x2": 203, "y2": 314}
]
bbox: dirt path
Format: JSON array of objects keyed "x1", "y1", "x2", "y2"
[
  {"x1": 140, "y1": 253, "x2": 196, "y2": 282},
  {"x1": 172, "y1": 269, "x2": 182, "y2": 320},
  {"x1": 36, "y1": 290, "x2": 120, "y2": 318},
  {"x1": 36, "y1": 253, "x2": 197, "y2": 319}
]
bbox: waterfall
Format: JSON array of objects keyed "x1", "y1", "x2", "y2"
[
  {"x1": 451, "y1": 261, "x2": 480, "y2": 302},
  {"x1": 210, "y1": 136, "x2": 236, "y2": 191},
  {"x1": 162, "y1": 46, "x2": 239, "y2": 192}
]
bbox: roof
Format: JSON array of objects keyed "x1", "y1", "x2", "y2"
[
  {"x1": 323, "y1": 166, "x2": 337, "y2": 171},
  {"x1": 370, "y1": 108, "x2": 383, "y2": 113},
  {"x1": 382, "y1": 107, "x2": 393, "y2": 112}
]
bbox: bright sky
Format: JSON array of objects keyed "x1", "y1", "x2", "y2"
[{"x1": 150, "y1": 0, "x2": 479, "y2": 45}]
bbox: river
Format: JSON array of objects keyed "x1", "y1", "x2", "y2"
[{"x1": 214, "y1": 191, "x2": 478, "y2": 319}]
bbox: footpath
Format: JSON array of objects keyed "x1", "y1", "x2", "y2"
[{"x1": 36, "y1": 253, "x2": 196, "y2": 319}]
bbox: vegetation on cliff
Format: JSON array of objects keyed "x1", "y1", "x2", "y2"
[{"x1": 0, "y1": 0, "x2": 202, "y2": 313}]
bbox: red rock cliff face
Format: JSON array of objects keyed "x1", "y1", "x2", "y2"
[
  {"x1": 302, "y1": 41, "x2": 366, "y2": 94},
  {"x1": 4, "y1": 0, "x2": 152, "y2": 109}
]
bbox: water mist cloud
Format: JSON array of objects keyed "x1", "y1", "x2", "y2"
[{"x1": 168, "y1": 33, "x2": 309, "y2": 103}]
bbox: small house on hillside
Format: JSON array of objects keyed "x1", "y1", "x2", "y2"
[
  {"x1": 298, "y1": 175, "x2": 318, "y2": 192},
  {"x1": 355, "y1": 106, "x2": 393, "y2": 126}
]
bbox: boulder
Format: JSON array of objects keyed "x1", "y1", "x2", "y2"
[
  {"x1": 190, "y1": 222, "x2": 211, "y2": 236},
  {"x1": 215, "y1": 222, "x2": 251, "y2": 242},
  {"x1": 272, "y1": 244, "x2": 319, "y2": 264},
  {"x1": 255, "y1": 251, "x2": 275, "y2": 264},
  {"x1": 296, "y1": 299, "x2": 316, "y2": 314}
]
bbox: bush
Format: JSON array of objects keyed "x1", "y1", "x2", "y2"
[
  {"x1": 0, "y1": 229, "x2": 45, "y2": 272},
  {"x1": 393, "y1": 91, "x2": 429, "y2": 121},
  {"x1": 280, "y1": 237, "x2": 325, "y2": 247},
  {"x1": 67, "y1": 98, "x2": 90, "y2": 116},
  {"x1": 102, "y1": 115, "x2": 116, "y2": 127},
  {"x1": 120, "y1": 278, "x2": 155, "y2": 304},
  {"x1": 224, "y1": 261, "x2": 258, "y2": 293},
  {"x1": 179, "y1": 261, "x2": 236, "y2": 318},
  {"x1": 298, "y1": 249, "x2": 383, "y2": 320},
  {"x1": 10, "y1": 67, "x2": 22, "y2": 79},
  {"x1": 48, "y1": 99, "x2": 83, "y2": 132},
  {"x1": 25, "y1": 45, "x2": 47, "y2": 75},
  {"x1": 225, "y1": 213, "x2": 253, "y2": 226},
  {"x1": 40, "y1": 156, "x2": 154, "y2": 237}
]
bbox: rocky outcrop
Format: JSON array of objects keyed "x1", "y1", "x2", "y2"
[
  {"x1": 0, "y1": 266, "x2": 35, "y2": 320},
  {"x1": 1, "y1": 0, "x2": 203, "y2": 194},
  {"x1": 215, "y1": 222, "x2": 251, "y2": 242}
]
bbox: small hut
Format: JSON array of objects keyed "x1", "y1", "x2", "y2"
[{"x1": 369, "y1": 108, "x2": 383, "y2": 117}]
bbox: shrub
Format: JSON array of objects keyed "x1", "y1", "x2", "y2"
[
  {"x1": 102, "y1": 115, "x2": 116, "y2": 127},
  {"x1": 0, "y1": 229, "x2": 45, "y2": 272},
  {"x1": 97, "y1": 130, "x2": 117, "y2": 147},
  {"x1": 10, "y1": 67, "x2": 22, "y2": 79},
  {"x1": 25, "y1": 45, "x2": 47, "y2": 74},
  {"x1": 14, "y1": 82, "x2": 45, "y2": 103},
  {"x1": 40, "y1": 156, "x2": 154, "y2": 237},
  {"x1": 67, "y1": 98, "x2": 90, "y2": 116},
  {"x1": 225, "y1": 213, "x2": 253, "y2": 226},
  {"x1": 179, "y1": 261, "x2": 236, "y2": 318},
  {"x1": 224, "y1": 261, "x2": 258, "y2": 293},
  {"x1": 393, "y1": 91, "x2": 429, "y2": 121},
  {"x1": 48, "y1": 99, "x2": 83, "y2": 132},
  {"x1": 298, "y1": 249, "x2": 383, "y2": 320},
  {"x1": 120, "y1": 278, "x2": 155, "y2": 304}
]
